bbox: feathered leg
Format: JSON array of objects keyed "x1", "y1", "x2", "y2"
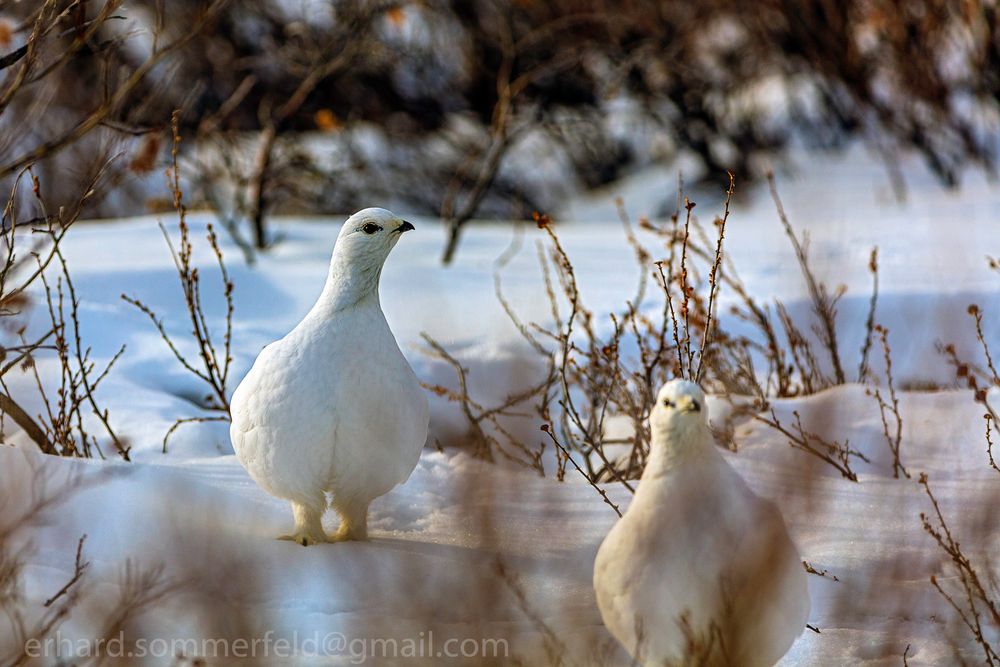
[
  {"x1": 278, "y1": 496, "x2": 327, "y2": 546},
  {"x1": 330, "y1": 495, "x2": 371, "y2": 541}
]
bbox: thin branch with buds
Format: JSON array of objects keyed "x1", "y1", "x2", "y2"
[{"x1": 122, "y1": 112, "x2": 234, "y2": 452}]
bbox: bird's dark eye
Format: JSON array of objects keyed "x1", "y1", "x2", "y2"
[
  {"x1": 361, "y1": 223, "x2": 382, "y2": 235},
  {"x1": 663, "y1": 399, "x2": 675, "y2": 408}
]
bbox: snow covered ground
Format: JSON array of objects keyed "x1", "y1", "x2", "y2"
[{"x1": 1, "y1": 146, "x2": 998, "y2": 665}]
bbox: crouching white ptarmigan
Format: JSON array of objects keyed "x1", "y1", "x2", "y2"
[
  {"x1": 230, "y1": 208, "x2": 429, "y2": 546},
  {"x1": 594, "y1": 379, "x2": 809, "y2": 666}
]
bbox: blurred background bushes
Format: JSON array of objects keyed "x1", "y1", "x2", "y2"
[{"x1": 2, "y1": 0, "x2": 997, "y2": 259}]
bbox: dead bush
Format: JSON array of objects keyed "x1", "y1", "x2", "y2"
[
  {"x1": 427, "y1": 172, "x2": 884, "y2": 494},
  {"x1": 122, "y1": 112, "x2": 234, "y2": 453}
]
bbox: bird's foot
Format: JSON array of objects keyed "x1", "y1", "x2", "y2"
[
  {"x1": 282, "y1": 500, "x2": 327, "y2": 546},
  {"x1": 278, "y1": 529, "x2": 329, "y2": 547}
]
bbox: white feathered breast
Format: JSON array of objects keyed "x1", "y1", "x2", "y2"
[
  {"x1": 594, "y1": 381, "x2": 809, "y2": 667},
  {"x1": 230, "y1": 298, "x2": 428, "y2": 506}
]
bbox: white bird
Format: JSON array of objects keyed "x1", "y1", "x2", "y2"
[
  {"x1": 593, "y1": 379, "x2": 809, "y2": 666},
  {"x1": 230, "y1": 208, "x2": 429, "y2": 546}
]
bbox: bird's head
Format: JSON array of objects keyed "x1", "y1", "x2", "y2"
[
  {"x1": 649, "y1": 379, "x2": 709, "y2": 445},
  {"x1": 324, "y1": 208, "x2": 415, "y2": 306},
  {"x1": 335, "y1": 208, "x2": 415, "y2": 266}
]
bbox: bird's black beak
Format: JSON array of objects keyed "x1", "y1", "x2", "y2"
[{"x1": 398, "y1": 220, "x2": 415, "y2": 233}]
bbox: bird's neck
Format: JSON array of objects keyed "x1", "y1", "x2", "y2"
[
  {"x1": 642, "y1": 422, "x2": 713, "y2": 479},
  {"x1": 316, "y1": 251, "x2": 383, "y2": 313}
]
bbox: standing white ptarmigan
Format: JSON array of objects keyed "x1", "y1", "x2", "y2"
[
  {"x1": 594, "y1": 379, "x2": 809, "y2": 666},
  {"x1": 230, "y1": 208, "x2": 428, "y2": 546}
]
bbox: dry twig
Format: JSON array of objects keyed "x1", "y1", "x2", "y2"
[
  {"x1": 767, "y1": 172, "x2": 846, "y2": 385},
  {"x1": 919, "y1": 473, "x2": 1000, "y2": 665},
  {"x1": 868, "y1": 325, "x2": 908, "y2": 478},
  {"x1": 122, "y1": 112, "x2": 234, "y2": 452}
]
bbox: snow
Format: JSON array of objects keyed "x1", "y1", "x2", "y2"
[{"x1": 1, "y1": 146, "x2": 998, "y2": 664}]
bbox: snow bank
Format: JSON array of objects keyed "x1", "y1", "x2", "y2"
[
  {"x1": 1, "y1": 147, "x2": 998, "y2": 664},
  {"x1": 2, "y1": 384, "x2": 996, "y2": 664}
]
